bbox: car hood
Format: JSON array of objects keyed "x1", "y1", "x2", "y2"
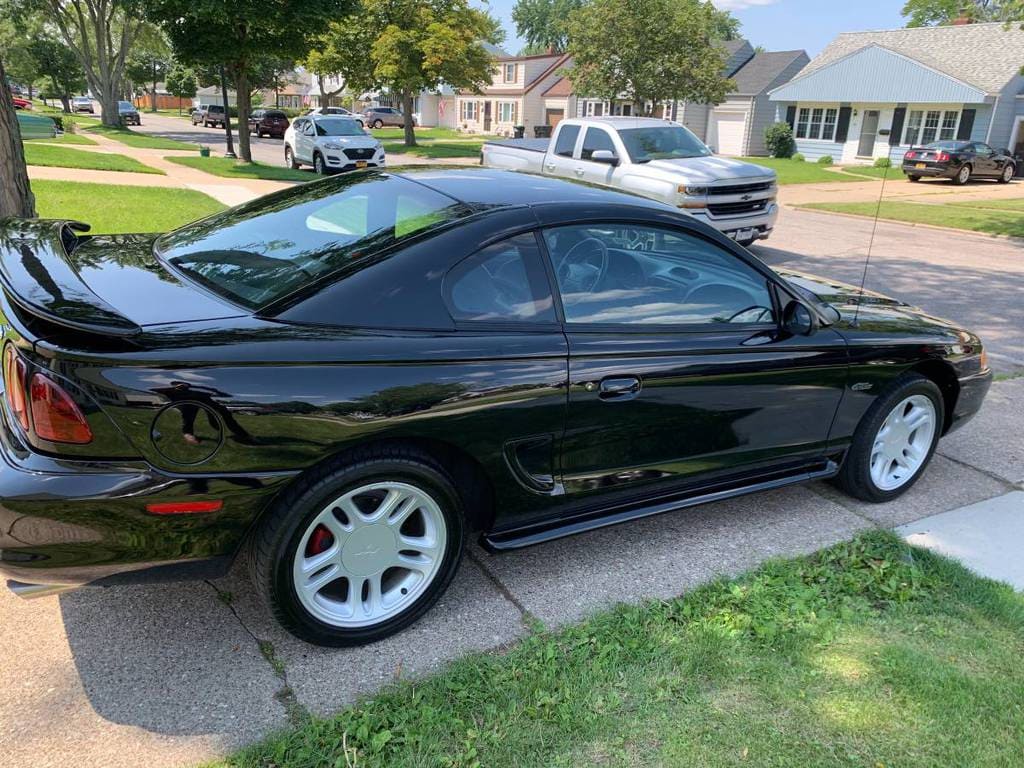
[
  {"x1": 642, "y1": 155, "x2": 777, "y2": 185},
  {"x1": 778, "y1": 268, "x2": 970, "y2": 340},
  {"x1": 315, "y1": 135, "x2": 378, "y2": 148}
]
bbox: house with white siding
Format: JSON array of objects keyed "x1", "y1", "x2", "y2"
[{"x1": 769, "y1": 21, "x2": 1024, "y2": 165}]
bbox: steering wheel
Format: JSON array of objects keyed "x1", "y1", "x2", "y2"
[
  {"x1": 726, "y1": 304, "x2": 774, "y2": 323},
  {"x1": 556, "y1": 237, "x2": 609, "y2": 295}
]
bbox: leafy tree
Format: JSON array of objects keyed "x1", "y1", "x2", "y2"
[
  {"x1": 355, "y1": 0, "x2": 503, "y2": 146},
  {"x1": 164, "y1": 63, "x2": 196, "y2": 115},
  {"x1": 27, "y1": 33, "x2": 86, "y2": 112},
  {"x1": 303, "y1": 21, "x2": 378, "y2": 109},
  {"x1": 566, "y1": 0, "x2": 734, "y2": 115},
  {"x1": 512, "y1": 0, "x2": 584, "y2": 52},
  {"x1": 145, "y1": 0, "x2": 351, "y2": 162},
  {"x1": 0, "y1": 55, "x2": 35, "y2": 218},
  {"x1": 17, "y1": 0, "x2": 146, "y2": 126},
  {"x1": 901, "y1": 0, "x2": 1019, "y2": 25},
  {"x1": 0, "y1": 14, "x2": 42, "y2": 99},
  {"x1": 125, "y1": 25, "x2": 172, "y2": 112}
]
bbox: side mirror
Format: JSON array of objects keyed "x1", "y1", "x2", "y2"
[
  {"x1": 783, "y1": 300, "x2": 818, "y2": 336},
  {"x1": 591, "y1": 149, "x2": 619, "y2": 166}
]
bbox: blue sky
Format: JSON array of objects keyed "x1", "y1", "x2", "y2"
[{"x1": 484, "y1": 0, "x2": 909, "y2": 57}]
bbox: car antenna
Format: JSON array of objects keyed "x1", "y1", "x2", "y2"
[{"x1": 851, "y1": 153, "x2": 892, "y2": 328}]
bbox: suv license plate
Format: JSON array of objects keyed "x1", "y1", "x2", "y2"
[{"x1": 356, "y1": 160, "x2": 368, "y2": 168}]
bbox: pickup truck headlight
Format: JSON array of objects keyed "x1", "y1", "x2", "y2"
[{"x1": 680, "y1": 185, "x2": 708, "y2": 196}]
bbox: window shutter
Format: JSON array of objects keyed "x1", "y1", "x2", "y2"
[
  {"x1": 890, "y1": 107, "x2": 906, "y2": 146},
  {"x1": 785, "y1": 105, "x2": 796, "y2": 129},
  {"x1": 835, "y1": 107, "x2": 852, "y2": 143},
  {"x1": 956, "y1": 109, "x2": 975, "y2": 141}
]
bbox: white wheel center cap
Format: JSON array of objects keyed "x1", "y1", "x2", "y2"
[{"x1": 341, "y1": 525, "x2": 396, "y2": 577}]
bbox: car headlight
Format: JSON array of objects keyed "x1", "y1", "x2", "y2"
[
  {"x1": 680, "y1": 185, "x2": 708, "y2": 196},
  {"x1": 322, "y1": 142, "x2": 345, "y2": 151}
]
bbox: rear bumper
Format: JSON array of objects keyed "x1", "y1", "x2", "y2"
[
  {"x1": 947, "y1": 368, "x2": 992, "y2": 434},
  {"x1": 0, "y1": 407, "x2": 296, "y2": 589},
  {"x1": 902, "y1": 163, "x2": 957, "y2": 178}
]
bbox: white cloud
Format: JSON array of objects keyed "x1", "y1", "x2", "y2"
[{"x1": 712, "y1": 0, "x2": 781, "y2": 10}]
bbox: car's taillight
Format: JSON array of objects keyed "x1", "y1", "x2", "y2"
[
  {"x1": 29, "y1": 373, "x2": 93, "y2": 444},
  {"x1": 936, "y1": 152, "x2": 951, "y2": 162},
  {"x1": 905, "y1": 151, "x2": 917, "y2": 159},
  {"x1": 3, "y1": 345, "x2": 29, "y2": 430}
]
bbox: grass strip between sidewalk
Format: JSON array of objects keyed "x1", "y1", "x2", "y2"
[
  {"x1": 83, "y1": 124, "x2": 201, "y2": 151},
  {"x1": 801, "y1": 201, "x2": 1024, "y2": 238},
  {"x1": 24, "y1": 143, "x2": 163, "y2": 174},
  {"x1": 738, "y1": 157, "x2": 866, "y2": 185},
  {"x1": 33, "y1": 179, "x2": 225, "y2": 234},
  {"x1": 211, "y1": 531, "x2": 1024, "y2": 768},
  {"x1": 165, "y1": 155, "x2": 312, "y2": 182}
]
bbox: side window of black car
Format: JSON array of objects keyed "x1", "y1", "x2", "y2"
[
  {"x1": 446, "y1": 234, "x2": 556, "y2": 324},
  {"x1": 543, "y1": 224, "x2": 775, "y2": 326}
]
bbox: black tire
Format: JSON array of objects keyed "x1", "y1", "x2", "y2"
[
  {"x1": 834, "y1": 373, "x2": 944, "y2": 503},
  {"x1": 313, "y1": 151, "x2": 328, "y2": 175},
  {"x1": 952, "y1": 164, "x2": 971, "y2": 185},
  {"x1": 284, "y1": 145, "x2": 299, "y2": 169},
  {"x1": 907, "y1": 175, "x2": 921, "y2": 182},
  {"x1": 249, "y1": 447, "x2": 466, "y2": 646},
  {"x1": 373, "y1": 119, "x2": 383, "y2": 129},
  {"x1": 998, "y1": 164, "x2": 1015, "y2": 184}
]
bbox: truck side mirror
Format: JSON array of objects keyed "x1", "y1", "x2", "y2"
[{"x1": 591, "y1": 149, "x2": 619, "y2": 166}]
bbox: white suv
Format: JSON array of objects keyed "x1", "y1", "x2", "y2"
[{"x1": 284, "y1": 115, "x2": 385, "y2": 175}]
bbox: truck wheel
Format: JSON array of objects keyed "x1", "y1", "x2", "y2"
[{"x1": 249, "y1": 447, "x2": 465, "y2": 646}]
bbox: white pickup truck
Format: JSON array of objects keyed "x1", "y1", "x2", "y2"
[{"x1": 481, "y1": 116, "x2": 778, "y2": 246}]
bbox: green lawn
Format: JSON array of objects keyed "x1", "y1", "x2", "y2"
[
  {"x1": 165, "y1": 155, "x2": 311, "y2": 182},
  {"x1": 949, "y1": 197, "x2": 1024, "y2": 212},
  {"x1": 802, "y1": 201, "x2": 1024, "y2": 237},
  {"x1": 370, "y1": 126, "x2": 467, "y2": 140},
  {"x1": 25, "y1": 132, "x2": 98, "y2": 146},
  {"x1": 23, "y1": 143, "x2": 163, "y2": 174},
  {"x1": 739, "y1": 157, "x2": 866, "y2": 185},
  {"x1": 837, "y1": 165, "x2": 903, "y2": 180},
  {"x1": 215, "y1": 532, "x2": 1024, "y2": 768},
  {"x1": 383, "y1": 140, "x2": 483, "y2": 159},
  {"x1": 83, "y1": 124, "x2": 200, "y2": 151},
  {"x1": 33, "y1": 179, "x2": 225, "y2": 234}
]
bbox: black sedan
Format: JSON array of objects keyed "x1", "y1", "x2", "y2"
[
  {"x1": 0, "y1": 169, "x2": 991, "y2": 646},
  {"x1": 902, "y1": 140, "x2": 1016, "y2": 184},
  {"x1": 117, "y1": 100, "x2": 141, "y2": 126}
]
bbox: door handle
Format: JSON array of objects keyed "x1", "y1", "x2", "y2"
[
  {"x1": 574, "y1": 167, "x2": 585, "y2": 176},
  {"x1": 598, "y1": 376, "x2": 641, "y2": 400},
  {"x1": 545, "y1": 163, "x2": 556, "y2": 171}
]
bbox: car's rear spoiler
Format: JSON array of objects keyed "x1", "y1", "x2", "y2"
[{"x1": 0, "y1": 218, "x2": 142, "y2": 336}]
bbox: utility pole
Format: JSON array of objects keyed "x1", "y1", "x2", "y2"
[{"x1": 220, "y1": 64, "x2": 236, "y2": 159}]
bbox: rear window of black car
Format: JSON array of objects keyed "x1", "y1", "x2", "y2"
[{"x1": 156, "y1": 173, "x2": 471, "y2": 310}]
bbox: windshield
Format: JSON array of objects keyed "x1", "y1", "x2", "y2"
[
  {"x1": 618, "y1": 126, "x2": 711, "y2": 163},
  {"x1": 924, "y1": 140, "x2": 968, "y2": 151},
  {"x1": 314, "y1": 118, "x2": 364, "y2": 136},
  {"x1": 156, "y1": 173, "x2": 470, "y2": 309},
  {"x1": 118, "y1": 101, "x2": 134, "y2": 110}
]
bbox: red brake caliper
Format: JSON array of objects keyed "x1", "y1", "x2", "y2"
[{"x1": 305, "y1": 524, "x2": 334, "y2": 556}]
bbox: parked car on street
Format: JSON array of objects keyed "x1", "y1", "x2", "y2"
[
  {"x1": 305, "y1": 106, "x2": 364, "y2": 127},
  {"x1": 118, "y1": 100, "x2": 141, "y2": 126},
  {"x1": 191, "y1": 104, "x2": 228, "y2": 128},
  {"x1": 72, "y1": 96, "x2": 94, "y2": 113},
  {"x1": 284, "y1": 114, "x2": 383, "y2": 174},
  {"x1": 12, "y1": 96, "x2": 32, "y2": 110},
  {"x1": 482, "y1": 117, "x2": 779, "y2": 247},
  {"x1": 0, "y1": 168, "x2": 991, "y2": 646},
  {"x1": 249, "y1": 108, "x2": 290, "y2": 139},
  {"x1": 902, "y1": 140, "x2": 1017, "y2": 185},
  {"x1": 361, "y1": 106, "x2": 405, "y2": 129},
  {"x1": 15, "y1": 111, "x2": 57, "y2": 139}
]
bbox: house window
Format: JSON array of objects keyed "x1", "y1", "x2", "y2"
[
  {"x1": 921, "y1": 110, "x2": 941, "y2": 144},
  {"x1": 503, "y1": 63, "x2": 516, "y2": 83},
  {"x1": 904, "y1": 111, "x2": 923, "y2": 145},
  {"x1": 585, "y1": 101, "x2": 604, "y2": 117},
  {"x1": 498, "y1": 101, "x2": 517, "y2": 123},
  {"x1": 461, "y1": 100, "x2": 478, "y2": 121},
  {"x1": 939, "y1": 110, "x2": 959, "y2": 140},
  {"x1": 796, "y1": 106, "x2": 838, "y2": 140}
]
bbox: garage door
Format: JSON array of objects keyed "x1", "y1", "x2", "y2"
[{"x1": 710, "y1": 110, "x2": 747, "y2": 156}]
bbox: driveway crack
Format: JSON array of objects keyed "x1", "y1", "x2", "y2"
[
  {"x1": 203, "y1": 580, "x2": 309, "y2": 727},
  {"x1": 467, "y1": 549, "x2": 544, "y2": 633}
]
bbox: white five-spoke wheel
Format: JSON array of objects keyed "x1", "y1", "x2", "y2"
[
  {"x1": 869, "y1": 395, "x2": 936, "y2": 491},
  {"x1": 292, "y1": 482, "x2": 447, "y2": 628},
  {"x1": 835, "y1": 373, "x2": 943, "y2": 503}
]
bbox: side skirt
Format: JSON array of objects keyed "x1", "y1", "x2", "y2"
[{"x1": 481, "y1": 459, "x2": 840, "y2": 552}]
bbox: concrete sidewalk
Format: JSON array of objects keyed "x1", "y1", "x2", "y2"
[{"x1": 1, "y1": 377, "x2": 1019, "y2": 768}]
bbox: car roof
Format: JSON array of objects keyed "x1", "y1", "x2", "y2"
[
  {"x1": 561, "y1": 116, "x2": 675, "y2": 130},
  {"x1": 392, "y1": 166, "x2": 675, "y2": 212}
]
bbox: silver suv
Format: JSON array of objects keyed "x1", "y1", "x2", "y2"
[
  {"x1": 361, "y1": 106, "x2": 407, "y2": 129},
  {"x1": 191, "y1": 104, "x2": 227, "y2": 128}
]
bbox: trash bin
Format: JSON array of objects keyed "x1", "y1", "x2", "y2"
[
  {"x1": 533, "y1": 125, "x2": 552, "y2": 139},
  {"x1": 512, "y1": 125, "x2": 525, "y2": 139}
]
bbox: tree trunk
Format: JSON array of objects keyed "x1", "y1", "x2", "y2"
[
  {"x1": 60, "y1": 95, "x2": 72, "y2": 113},
  {"x1": 151, "y1": 61, "x2": 158, "y2": 112},
  {"x1": 0, "y1": 57, "x2": 36, "y2": 219},
  {"x1": 401, "y1": 90, "x2": 416, "y2": 147},
  {"x1": 235, "y1": 70, "x2": 252, "y2": 163}
]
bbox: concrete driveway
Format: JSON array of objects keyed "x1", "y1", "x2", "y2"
[{"x1": 2, "y1": 207, "x2": 1022, "y2": 768}]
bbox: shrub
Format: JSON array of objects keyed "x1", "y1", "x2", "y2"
[
  {"x1": 791, "y1": 152, "x2": 805, "y2": 162},
  {"x1": 873, "y1": 157, "x2": 892, "y2": 168},
  {"x1": 764, "y1": 121, "x2": 796, "y2": 158},
  {"x1": 817, "y1": 155, "x2": 834, "y2": 166}
]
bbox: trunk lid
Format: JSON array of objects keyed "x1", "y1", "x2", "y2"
[{"x1": 0, "y1": 219, "x2": 244, "y2": 336}]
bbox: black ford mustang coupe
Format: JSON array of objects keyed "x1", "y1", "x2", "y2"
[{"x1": 0, "y1": 169, "x2": 991, "y2": 646}]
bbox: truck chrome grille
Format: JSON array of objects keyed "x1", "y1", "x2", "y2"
[
  {"x1": 708, "y1": 181, "x2": 773, "y2": 196},
  {"x1": 707, "y1": 200, "x2": 768, "y2": 216}
]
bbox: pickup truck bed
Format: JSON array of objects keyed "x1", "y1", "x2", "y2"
[{"x1": 485, "y1": 138, "x2": 550, "y2": 153}]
